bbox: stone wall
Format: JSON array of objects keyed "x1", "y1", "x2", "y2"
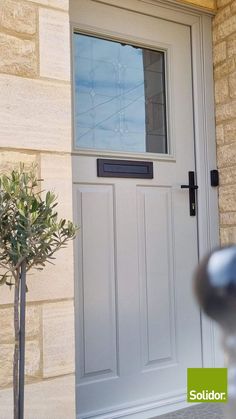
[
  {"x1": 180, "y1": 0, "x2": 216, "y2": 9},
  {"x1": 0, "y1": 1, "x2": 75, "y2": 418},
  {"x1": 213, "y1": 0, "x2": 236, "y2": 244}
]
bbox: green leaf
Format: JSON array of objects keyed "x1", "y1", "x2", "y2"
[
  {"x1": 45, "y1": 191, "x2": 50, "y2": 206},
  {"x1": 31, "y1": 198, "x2": 38, "y2": 212}
]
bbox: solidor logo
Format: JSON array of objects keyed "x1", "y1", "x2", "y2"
[{"x1": 187, "y1": 368, "x2": 228, "y2": 403}]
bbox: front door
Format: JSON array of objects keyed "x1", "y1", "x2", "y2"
[{"x1": 72, "y1": 1, "x2": 202, "y2": 418}]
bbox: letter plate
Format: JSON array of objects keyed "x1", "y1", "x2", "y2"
[{"x1": 97, "y1": 159, "x2": 153, "y2": 179}]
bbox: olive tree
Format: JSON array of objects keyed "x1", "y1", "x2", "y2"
[{"x1": 0, "y1": 165, "x2": 77, "y2": 419}]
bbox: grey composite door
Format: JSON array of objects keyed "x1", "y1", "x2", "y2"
[{"x1": 72, "y1": 1, "x2": 203, "y2": 418}]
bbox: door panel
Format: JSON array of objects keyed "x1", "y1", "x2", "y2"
[
  {"x1": 72, "y1": 1, "x2": 202, "y2": 418},
  {"x1": 137, "y1": 187, "x2": 176, "y2": 367},
  {"x1": 76, "y1": 185, "x2": 118, "y2": 380}
]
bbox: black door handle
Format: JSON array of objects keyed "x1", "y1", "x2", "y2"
[
  {"x1": 181, "y1": 185, "x2": 198, "y2": 190},
  {"x1": 181, "y1": 171, "x2": 198, "y2": 216}
]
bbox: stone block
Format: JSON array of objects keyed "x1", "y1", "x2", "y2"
[
  {"x1": 0, "y1": 0, "x2": 36, "y2": 35},
  {"x1": 217, "y1": 0, "x2": 233, "y2": 8},
  {"x1": 0, "y1": 344, "x2": 13, "y2": 387},
  {"x1": 214, "y1": 16, "x2": 236, "y2": 43},
  {"x1": 216, "y1": 100, "x2": 236, "y2": 122},
  {"x1": 0, "y1": 305, "x2": 41, "y2": 343},
  {"x1": 214, "y1": 58, "x2": 235, "y2": 79},
  {"x1": 213, "y1": 5, "x2": 231, "y2": 26},
  {"x1": 0, "y1": 340, "x2": 40, "y2": 387},
  {"x1": 220, "y1": 226, "x2": 236, "y2": 245},
  {"x1": 181, "y1": 0, "x2": 216, "y2": 8},
  {"x1": 213, "y1": 28, "x2": 218, "y2": 45},
  {"x1": 219, "y1": 184, "x2": 236, "y2": 212},
  {"x1": 0, "y1": 74, "x2": 71, "y2": 152},
  {"x1": 229, "y1": 72, "x2": 236, "y2": 98},
  {"x1": 0, "y1": 253, "x2": 74, "y2": 305},
  {"x1": 216, "y1": 124, "x2": 224, "y2": 145},
  {"x1": 39, "y1": 8, "x2": 70, "y2": 81},
  {"x1": 231, "y1": 0, "x2": 236, "y2": 14},
  {"x1": 0, "y1": 32, "x2": 36, "y2": 77},
  {"x1": 219, "y1": 165, "x2": 236, "y2": 185},
  {"x1": 30, "y1": 0, "x2": 69, "y2": 11},
  {"x1": 0, "y1": 286, "x2": 13, "y2": 307},
  {"x1": 0, "y1": 375, "x2": 75, "y2": 419},
  {"x1": 0, "y1": 307, "x2": 13, "y2": 343},
  {"x1": 25, "y1": 340, "x2": 41, "y2": 380},
  {"x1": 224, "y1": 119, "x2": 236, "y2": 143},
  {"x1": 227, "y1": 37, "x2": 236, "y2": 58},
  {"x1": 215, "y1": 77, "x2": 229, "y2": 104},
  {"x1": 25, "y1": 305, "x2": 41, "y2": 340},
  {"x1": 11, "y1": 241, "x2": 74, "y2": 303},
  {"x1": 217, "y1": 143, "x2": 236, "y2": 167},
  {"x1": 220, "y1": 212, "x2": 236, "y2": 226},
  {"x1": 213, "y1": 41, "x2": 226, "y2": 66},
  {"x1": 40, "y1": 153, "x2": 73, "y2": 218},
  {"x1": 0, "y1": 151, "x2": 38, "y2": 175},
  {"x1": 42, "y1": 300, "x2": 75, "y2": 377}
]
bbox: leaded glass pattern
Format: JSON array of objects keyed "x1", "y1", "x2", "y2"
[{"x1": 73, "y1": 33, "x2": 168, "y2": 154}]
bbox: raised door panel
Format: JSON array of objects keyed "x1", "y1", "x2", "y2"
[
  {"x1": 137, "y1": 187, "x2": 176, "y2": 369},
  {"x1": 76, "y1": 185, "x2": 118, "y2": 380}
]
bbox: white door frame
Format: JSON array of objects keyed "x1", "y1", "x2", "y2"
[{"x1": 71, "y1": 0, "x2": 221, "y2": 416}]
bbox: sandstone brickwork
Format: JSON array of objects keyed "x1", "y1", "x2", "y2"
[
  {"x1": 0, "y1": 0, "x2": 75, "y2": 418},
  {"x1": 0, "y1": 1, "x2": 37, "y2": 77},
  {"x1": 213, "y1": 0, "x2": 236, "y2": 244},
  {"x1": 181, "y1": 0, "x2": 216, "y2": 9}
]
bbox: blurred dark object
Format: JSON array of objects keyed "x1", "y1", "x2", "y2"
[
  {"x1": 194, "y1": 245, "x2": 236, "y2": 419},
  {"x1": 195, "y1": 246, "x2": 236, "y2": 333}
]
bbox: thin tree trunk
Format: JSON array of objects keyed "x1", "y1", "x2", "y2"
[
  {"x1": 13, "y1": 269, "x2": 20, "y2": 419},
  {"x1": 18, "y1": 260, "x2": 27, "y2": 419}
]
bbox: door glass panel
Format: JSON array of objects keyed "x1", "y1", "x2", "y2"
[{"x1": 73, "y1": 33, "x2": 168, "y2": 154}]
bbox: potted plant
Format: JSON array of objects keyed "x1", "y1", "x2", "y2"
[{"x1": 0, "y1": 164, "x2": 77, "y2": 419}]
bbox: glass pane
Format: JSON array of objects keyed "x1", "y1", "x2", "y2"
[{"x1": 73, "y1": 33, "x2": 168, "y2": 154}]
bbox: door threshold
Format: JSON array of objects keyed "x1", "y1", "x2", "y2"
[{"x1": 152, "y1": 403, "x2": 223, "y2": 419}]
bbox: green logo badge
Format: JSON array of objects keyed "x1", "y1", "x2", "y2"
[{"x1": 187, "y1": 368, "x2": 228, "y2": 403}]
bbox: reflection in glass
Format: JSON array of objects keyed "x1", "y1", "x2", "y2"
[{"x1": 73, "y1": 33, "x2": 168, "y2": 154}]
